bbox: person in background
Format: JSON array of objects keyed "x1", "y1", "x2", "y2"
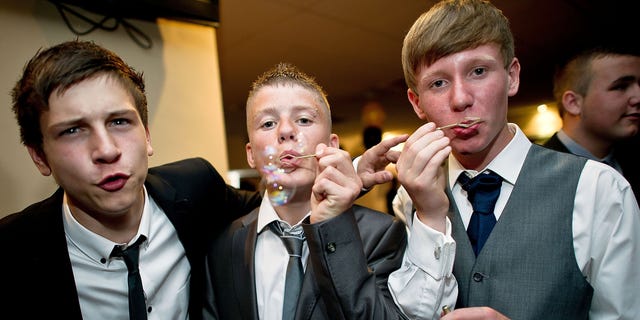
[
  {"x1": 0, "y1": 40, "x2": 260, "y2": 319},
  {"x1": 542, "y1": 46, "x2": 640, "y2": 200},
  {"x1": 357, "y1": 0, "x2": 640, "y2": 319},
  {"x1": 203, "y1": 62, "x2": 424, "y2": 319}
]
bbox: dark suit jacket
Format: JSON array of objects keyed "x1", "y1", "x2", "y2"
[
  {"x1": 542, "y1": 133, "x2": 640, "y2": 201},
  {"x1": 0, "y1": 157, "x2": 261, "y2": 320},
  {"x1": 203, "y1": 205, "x2": 408, "y2": 320}
]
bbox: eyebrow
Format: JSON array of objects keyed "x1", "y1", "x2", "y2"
[
  {"x1": 48, "y1": 109, "x2": 138, "y2": 129},
  {"x1": 609, "y1": 75, "x2": 637, "y2": 88},
  {"x1": 252, "y1": 105, "x2": 320, "y2": 118}
]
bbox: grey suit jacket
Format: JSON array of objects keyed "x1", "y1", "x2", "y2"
[
  {"x1": 203, "y1": 205, "x2": 408, "y2": 320},
  {"x1": 0, "y1": 157, "x2": 261, "y2": 320}
]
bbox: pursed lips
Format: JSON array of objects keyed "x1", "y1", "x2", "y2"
[
  {"x1": 278, "y1": 150, "x2": 302, "y2": 168},
  {"x1": 98, "y1": 173, "x2": 130, "y2": 191}
]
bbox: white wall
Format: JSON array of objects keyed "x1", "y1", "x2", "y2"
[{"x1": 0, "y1": 1, "x2": 228, "y2": 218}]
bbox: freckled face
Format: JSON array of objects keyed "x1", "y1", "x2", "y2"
[
  {"x1": 29, "y1": 74, "x2": 153, "y2": 221},
  {"x1": 407, "y1": 43, "x2": 520, "y2": 160}
]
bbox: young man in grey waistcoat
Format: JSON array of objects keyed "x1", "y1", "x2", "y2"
[{"x1": 356, "y1": 0, "x2": 640, "y2": 319}]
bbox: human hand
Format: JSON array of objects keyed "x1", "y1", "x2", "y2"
[
  {"x1": 357, "y1": 134, "x2": 408, "y2": 189},
  {"x1": 310, "y1": 144, "x2": 362, "y2": 223},
  {"x1": 396, "y1": 122, "x2": 451, "y2": 232},
  {"x1": 441, "y1": 307, "x2": 510, "y2": 320}
]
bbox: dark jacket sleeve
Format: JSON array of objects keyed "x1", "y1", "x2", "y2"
[
  {"x1": 146, "y1": 157, "x2": 261, "y2": 320},
  {"x1": 302, "y1": 205, "x2": 408, "y2": 319}
]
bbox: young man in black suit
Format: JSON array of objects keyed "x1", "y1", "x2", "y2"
[
  {"x1": 0, "y1": 40, "x2": 260, "y2": 319},
  {"x1": 543, "y1": 46, "x2": 640, "y2": 200}
]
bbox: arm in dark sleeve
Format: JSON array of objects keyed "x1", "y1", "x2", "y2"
[
  {"x1": 198, "y1": 158, "x2": 262, "y2": 222},
  {"x1": 302, "y1": 207, "x2": 409, "y2": 320}
]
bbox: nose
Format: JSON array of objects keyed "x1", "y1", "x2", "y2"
[
  {"x1": 450, "y1": 80, "x2": 473, "y2": 111},
  {"x1": 91, "y1": 129, "x2": 121, "y2": 163},
  {"x1": 278, "y1": 120, "x2": 297, "y2": 143},
  {"x1": 630, "y1": 81, "x2": 640, "y2": 107}
]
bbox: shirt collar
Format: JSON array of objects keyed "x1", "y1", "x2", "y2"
[
  {"x1": 557, "y1": 129, "x2": 618, "y2": 166},
  {"x1": 256, "y1": 191, "x2": 310, "y2": 234},
  {"x1": 448, "y1": 123, "x2": 530, "y2": 187},
  {"x1": 62, "y1": 186, "x2": 152, "y2": 263}
]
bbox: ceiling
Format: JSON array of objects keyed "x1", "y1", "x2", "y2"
[{"x1": 215, "y1": 0, "x2": 634, "y2": 168}]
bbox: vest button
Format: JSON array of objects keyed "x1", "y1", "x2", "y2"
[{"x1": 472, "y1": 272, "x2": 484, "y2": 282}]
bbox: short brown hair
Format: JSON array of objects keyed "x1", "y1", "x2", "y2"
[
  {"x1": 246, "y1": 62, "x2": 331, "y2": 127},
  {"x1": 402, "y1": 0, "x2": 515, "y2": 93},
  {"x1": 11, "y1": 40, "x2": 147, "y2": 154},
  {"x1": 553, "y1": 46, "x2": 640, "y2": 116}
]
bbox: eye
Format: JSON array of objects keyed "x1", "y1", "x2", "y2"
[
  {"x1": 431, "y1": 79, "x2": 446, "y2": 89},
  {"x1": 111, "y1": 118, "x2": 131, "y2": 126},
  {"x1": 472, "y1": 67, "x2": 486, "y2": 76},
  {"x1": 260, "y1": 120, "x2": 276, "y2": 129},
  {"x1": 297, "y1": 117, "x2": 313, "y2": 125},
  {"x1": 59, "y1": 127, "x2": 79, "y2": 137}
]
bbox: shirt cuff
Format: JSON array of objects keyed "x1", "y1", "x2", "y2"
[{"x1": 405, "y1": 212, "x2": 456, "y2": 280}]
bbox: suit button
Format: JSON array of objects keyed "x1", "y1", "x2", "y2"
[
  {"x1": 326, "y1": 242, "x2": 336, "y2": 253},
  {"x1": 473, "y1": 272, "x2": 484, "y2": 282}
]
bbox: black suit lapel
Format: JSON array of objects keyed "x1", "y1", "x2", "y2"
[
  {"x1": 44, "y1": 189, "x2": 84, "y2": 318},
  {"x1": 542, "y1": 133, "x2": 570, "y2": 153},
  {"x1": 233, "y1": 211, "x2": 260, "y2": 319}
]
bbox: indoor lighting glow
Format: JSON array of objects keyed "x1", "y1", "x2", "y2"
[{"x1": 524, "y1": 104, "x2": 562, "y2": 140}]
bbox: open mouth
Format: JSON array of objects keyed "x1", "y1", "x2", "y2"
[{"x1": 279, "y1": 154, "x2": 297, "y2": 161}]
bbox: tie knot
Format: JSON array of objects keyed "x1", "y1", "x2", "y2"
[
  {"x1": 458, "y1": 171, "x2": 502, "y2": 214},
  {"x1": 270, "y1": 221, "x2": 305, "y2": 257},
  {"x1": 111, "y1": 235, "x2": 147, "y2": 270}
]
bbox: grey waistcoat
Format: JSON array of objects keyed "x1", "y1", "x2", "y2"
[{"x1": 449, "y1": 144, "x2": 593, "y2": 319}]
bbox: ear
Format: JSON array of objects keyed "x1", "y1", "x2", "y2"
[
  {"x1": 507, "y1": 58, "x2": 521, "y2": 97},
  {"x1": 329, "y1": 133, "x2": 339, "y2": 148},
  {"x1": 562, "y1": 91, "x2": 583, "y2": 116},
  {"x1": 245, "y1": 142, "x2": 256, "y2": 168},
  {"x1": 145, "y1": 127, "x2": 154, "y2": 157},
  {"x1": 407, "y1": 88, "x2": 428, "y2": 120},
  {"x1": 27, "y1": 146, "x2": 52, "y2": 176}
]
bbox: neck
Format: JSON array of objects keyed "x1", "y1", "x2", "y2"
[
  {"x1": 67, "y1": 192, "x2": 144, "y2": 243},
  {"x1": 564, "y1": 127, "x2": 612, "y2": 158},
  {"x1": 274, "y1": 200, "x2": 311, "y2": 225}
]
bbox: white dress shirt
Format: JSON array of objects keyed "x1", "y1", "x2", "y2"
[
  {"x1": 390, "y1": 124, "x2": 640, "y2": 320},
  {"x1": 63, "y1": 186, "x2": 191, "y2": 320},
  {"x1": 255, "y1": 194, "x2": 310, "y2": 320}
]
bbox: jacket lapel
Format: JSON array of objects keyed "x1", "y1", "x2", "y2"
[
  {"x1": 233, "y1": 209, "x2": 260, "y2": 319},
  {"x1": 295, "y1": 260, "x2": 320, "y2": 320},
  {"x1": 39, "y1": 189, "x2": 84, "y2": 318}
]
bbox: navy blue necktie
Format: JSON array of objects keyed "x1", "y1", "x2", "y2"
[
  {"x1": 111, "y1": 236, "x2": 148, "y2": 320},
  {"x1": 458, "y1": 171, "x2": 502, "y2": 256},
  {"x1": 270, "y1": 221, "x2": 305, "y2": 320}
]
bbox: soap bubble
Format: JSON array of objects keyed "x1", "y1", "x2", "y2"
[
  {"x1": 294, "y1": 132, "x2": 308, "y2": 155},
  {"x1": 261, "y1": 145, "x2": 296, "y2": 206},
  {"x1": 259, "y1": 132, "x2": 315, "y2": 206}
]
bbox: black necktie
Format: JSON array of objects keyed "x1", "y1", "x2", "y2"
[
  {"x1": 111, "y1": 235, "x2": 148, "y2": 320},
  {"x1": 270, "y1": 221, "x2": 305, "y2": 320},
  {"x1": 458, "y1": 171, "x2": 502, "y2": 256}
]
